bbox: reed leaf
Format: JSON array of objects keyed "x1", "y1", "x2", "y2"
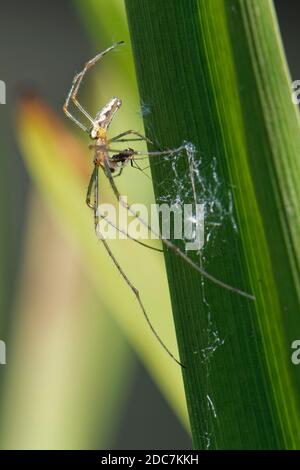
[{"x1": 125, "y1": 0, "x2": 300, "y2": 449}]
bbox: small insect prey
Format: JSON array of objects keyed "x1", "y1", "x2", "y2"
[{"x1": 63, "y1": 42, "x2": 254, "y2": 368}]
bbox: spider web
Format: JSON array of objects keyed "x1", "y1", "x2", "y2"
[
  {"x1": 146, "y1": 141, "x2": 239, "y2": 448},
  {"x1": 152, "y1": 142, "x2": 238, "y2": 252}
]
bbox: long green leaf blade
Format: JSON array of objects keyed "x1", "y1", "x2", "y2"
[{"x1": 125, "y1": 0, "x2": 300, "y2": 449}]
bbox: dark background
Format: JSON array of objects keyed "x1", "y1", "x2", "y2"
[{"x1": 0, "y1": 0, "x2": 298, "y2": 450}]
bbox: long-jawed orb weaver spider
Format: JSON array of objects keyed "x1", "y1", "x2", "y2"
[{"x1": 63, "y1": 41, "x2": 254, "y2": 368}]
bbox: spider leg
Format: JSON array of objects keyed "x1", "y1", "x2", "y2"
[
  {"x1": 97, "y1": 234, "x2": 184, "y2": 367},
  {"x1": 111, "y1": 138, "x2": 146, "y2": 143},
  {"x1": 132, "y1": 148, "x2": 185, "y2": 158},
  {"x1": 86, "y1": 165, "x2": 98, "y2": 210},
  {"x1": 88, "y1": 162, "x2": 177, "y2": 361},
  {"x1": 106, "y1": 147, "x2": 185, "y2": 158},
  {"x1": 63, "y1": 72, "x2": 93, "y2": 133},
  {"x1": 63, "y1": 91, "x2": 90, "y2": 133},
  {"x1": 88, "y1": 164, "x2": 162, "y2": 251},
  {"x1": 87, "y1": 162, "x2": 177, "y2": 364},
  {"x1": 130, "y1": 159, "x2": 152, "y2": 180},
  {"x1": 94, "y1": 165, "x2": 99, "y2": 230},
  {"x1": 68, "y1": 74, "x2": 94, "y2": 123},
  {"x1": 88, "y1": 165, "x2": 179, "y2": 360},
  {"x1": 108, "y1": 130, "x2": 155, "y2": 146},
  {"x1": 64, "y1": 41, "x2": 124, "y2": 132},
  {"x1": 86, "y1": 165, "x2": 100, "y2": 230},
  {"x1": 90, "y1": 146, "x2": 184, "y2": 159},
  {"x1": 97, "y1": 213, "x2": 163, "y2": 253},
  {"x1": 102, "y1": 158, "x2": 254, "y2": 300},
  {"x1": 72, "y1": 42, "x2": 124, "y2": 102}
]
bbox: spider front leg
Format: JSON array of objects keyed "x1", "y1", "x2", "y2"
[
  {"x1": 63, "y1": 72, "x2": 93, "y2": 133},
  {"x1": 63, "y1": 41, "x2": 124, "y2": 133}
]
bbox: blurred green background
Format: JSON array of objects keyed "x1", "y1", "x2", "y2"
[{"x1": 0, "y1": 0, "x2": 298, "y2": 449}]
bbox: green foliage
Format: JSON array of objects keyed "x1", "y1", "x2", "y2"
[{"x1": 125, "y1": 0, "x2": 300, "y2": 449}]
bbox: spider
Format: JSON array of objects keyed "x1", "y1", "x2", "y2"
[{"x1": 63, "y1": 41, "x2": 254, "y2": 368}]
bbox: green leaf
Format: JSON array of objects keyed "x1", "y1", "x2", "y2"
[{"x1": 125, "y1": 0, "x2": 300, "y2": 449}]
